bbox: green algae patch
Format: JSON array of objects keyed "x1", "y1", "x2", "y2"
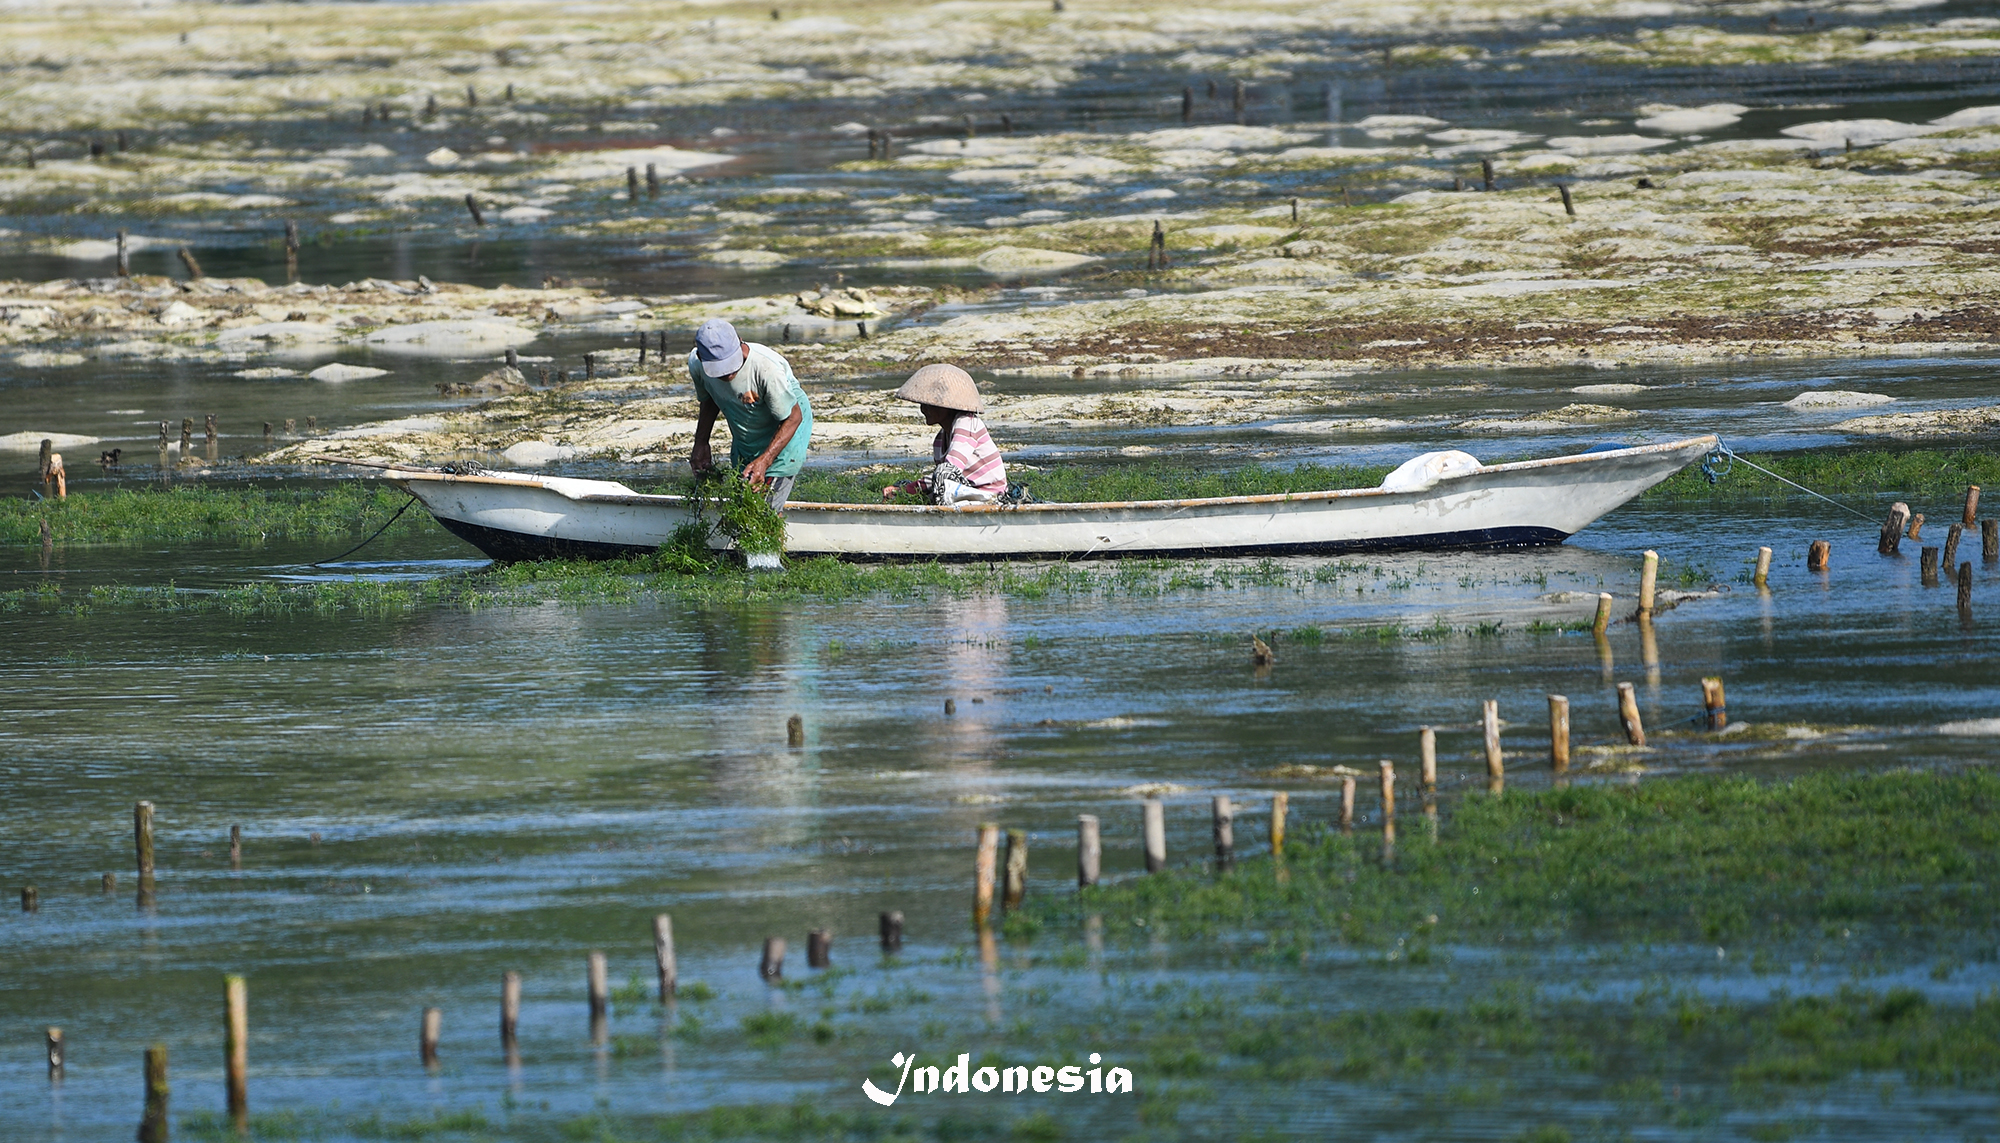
[
  {"x1": 1648, "y1": 448, "x2": 2000, "y2": 504},
  {"x1": 2, "y1": 483, "x2": 439, "y2": 546},
  {"x1": 1033, "y1": 770, "x2": 2000, "y2": 951}
]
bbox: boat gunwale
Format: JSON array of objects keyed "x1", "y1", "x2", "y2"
[{"x1": 385, "y1": 434, "x2": 1717, "y2": 515}]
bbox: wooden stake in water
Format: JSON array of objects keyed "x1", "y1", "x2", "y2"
[
  {"x1": 1593, "y1": 592, "x2": 1612, "y2": 635},
  {"x1": 973, "y1": 823, "x2": 999, "y2": 927},
  {"x1": 1211, "y1": 795, "x2": 1234, "y2": 869},
  {"x1": 808, "y1": 928, "x2": 832, "y2": 969},
  {"x1": 1482, "y1": 700, "x2": 1503, "y2": 780},
  {"x1": 420, "y1": 1007, "x2": 442, "y2": 1067},
  {"x1": 1702, "y1": 677, "x2": 1727, "y2": 731},
  {"x1": 1808, "y1": 540, "x2": 1830, "y2": 572},
  {"x1": 1339, "y1": 776, "x2": 1356, "y2": 832},
  {"x1": 500, "y1": 972, "x2": 520, "y2": 1047},
  {"x1": 1419, "y1": 727, "x2": 1437, "y2": 790},
  {"x1": 786, "y1": 714, "x2": 804, "y2": 748},
  {"x1": 1909, "y1": 513, "x2": 1924, "y2": 542},
  {"x1": 117, "y1": 229, "x2": 130, "y2": 277},
  {"x1": 1002, "y1": 829, "x2": 1027, "y2": 909},
  {"x1": 1959, "y1": 561, "x2": 1974, "y2": 610},
  {"x1": 1548, "y1": 695, "x2": 1570, "y2": 773},
  {"x1": 1880, "y1": 502, "x2": 1911, "y2": 555},
  {"x1": 134, "y1": 801, "x2": 156, "y2": 907},
  {"x1": 653, "y1": 914, "x2": 676, "y2": 1000},
  {"x1": 1379, "y1": 761, "x2": 1396, "y2": 819},
  {"x1": 1077, "y1": 815, "x2": 1100, "y2": 887},
  {"x1": 586, "y1": 951, "x2": 608, "y2": 1019},
  {"x1": 1965, "y1": 485, "x2": 1981, "y2": 527},
  {"x1": 229, "y1": 824, "x2": 241, "y2": 868},
  {"x1": 1638, "y1": 550, "x2": 1659, "y2": 614},
  {"x1": 1617, "y1": 682, "x2": 1647, "y2": 747},
  {"x1": 21, "y1": 886, "x2": 36, "y2": 912},
  {"x1": 879, "y1": 910, "x2": 903, "y2": 952},
  {"x1": 760, "y1": 937, "x2": 785, "y2": 980},
  {"x1": 46, "y1": 1027, "x2": 62, "y2": 1077},
  {"x1": 1944, "y1": 524, "x2": 1962, "y2": 574},
  {"x1": 463, "y1": 193, "x2": 484, "y2": 226},
  {"x1": 1270, "y1": 791, "x2": 1288, "y2": 855},
  {"x1": 1754, "y1": 546, "x2": 1772, "y2": 588},
  {"x1": 1141, "y1": 800, "x2": 1165, "y2": 873},
  {"x1": 1922, "y1": 546, "x2": 1941, "y2": 586},
  {"x1": 1481, "y1": 157, "x2": 1495, "y2": 191},
  {"x1": 138, "y1": 1044, "x2": 169, "y2": 1143},
  {"x1": 1558, "y1": 183, "x2": 1575, "y2": 216},
  {"x1": 224, "y1": 974, "x2": 248, "y2": 1132},
  {"x1": 1986, "y1": 518, "x2": 1999, "y2": 562}
]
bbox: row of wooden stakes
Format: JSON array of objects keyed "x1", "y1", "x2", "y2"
[{"x1": 965, "y1": 676, "x2": 1731, "y2": 927}]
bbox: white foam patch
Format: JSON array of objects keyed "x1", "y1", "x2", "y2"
[
  {"x1": 1939, "y1": 719, "x2": 2000, "y2": 736},
  {"x1": 1634, "y1": 103, "x2": 1748, "y2": 134},
  {"x1": 1781, "y1": 119, "x2": 1938, "y2": 147},
  {"x1": 0, "y1": 431, "x2": 97, "y2": 450}
]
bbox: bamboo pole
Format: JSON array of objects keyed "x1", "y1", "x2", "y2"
[
  {"x1": 653, "y1": 914, "x2": 676, "y2": 1000},
  {"x1": 1754, "y1": 546, "x2": 1772, "y2": 588},
  {"x1": 1141, "y1": 800, "x2": 1165, "y2": 873},
  {"x1": 1338, "y1": 776, "x2": 1355, "y2": 833},
  {"x1": 1419, "y1": 727, "x2": 1437, "y2": 790},
  {"x1": 1270, "y1": 791, "x2": 1288, "y2": 855},
  {"x1": 1077, "y1": 815, "x2": 1100, "y2": 887},
  {"x1": 501, "y1": 972, "x2": 520, "y2": 1048},
  {"x1": 224, "y1": 975, "x2": 248, "y2": 1132},
  {"x1": 1638, "y1": 550, "x2": 1659, "y2": 614},
  {"x1": 1593, "y1": 591, "x2": 1612, "y2": 635},
  {"x1": 1548, "y1": 695, "x2": 1570, "y2": 773},
  {"x1": 1482, "y1": 700, "x2": 1503, "y2": 780},
  {"x1": 1211, "y1": 796, "x2": 1234, "y2": 869},
  {"x1": 1002, "y1": 829, "x2": 1027, "y2": 909},
  {"x1": 973, "y1": 823, "x2": 998, "y2": 927},
  {"x1": 586, "y1": 952, "x2": 608, "y2": 1019},
  {"x1": 420, "y1": 1007, "x2": 442, "y2": 1067}
]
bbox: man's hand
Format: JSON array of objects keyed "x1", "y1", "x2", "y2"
[
  {"x1": 689, "y1": 438, "x2": 713, "y2": 474},
  {"x1": 743, "y1": 456, "x2": 772, "y2": 485}
]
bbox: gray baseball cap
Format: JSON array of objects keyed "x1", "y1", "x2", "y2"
[{"x1": 693, "y1": 318, "x2": 744, "y2": 377}]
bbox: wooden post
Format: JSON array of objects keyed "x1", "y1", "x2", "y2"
[
  {"x1": 1270, "y1": 791, "x2": 1288, "y2": 855},
  {"x1": 1702, "y1": 677, "x2": 1727, "y2": 730},
  {"x1": 1879, "y1": 502, "x2": 1911, "y2": 555},
  {"x1": 284, "y1": 220, "x2": 299, "y2": 283},
  {"x1": 1077, "y1": 815, "x2": 1100, "y2": 886},
  {"x1": 1419, "y1": 727, "x2": 1437, "y2": 789},
  {"x1": 1592, "y1": 591, "x2": 1612, "y2": 634},
  {"x1": 1482, "y1": 699, "x2": 1503, "y2": 779},
  {"x1": 1638, "y1": 550, "x2": 1659, "y2": 614},
  {"x1": 1943, "y1": 524, "x2": 1962, "y2": 574},
  {"x1": 102, "y1": 872, "x2": 115, "y2": 893},
  {"x1": 1339, "y1": 775, "x2": 1356, "y2": 832},
  {"x1": 1290, "y1": 197, "x2": 1299, "y2": 224},
  {"x1": 1141, "y1": 800, "x2": 1165, "y2": 873},
  {"x1": 466, "y1": 83, "x2": 478, "y2": 108},
  {"x1": 1548, "y1": 695, "x2": 1570, "y2": 772},
  {"x1": 464, "y1": 194, "x2": 484, "y2": 226},
  {"x1": 879, "y1": 910, "x2": 903, "y2": 952},
  {"x1": 1754, "y1": 546, "x2": 1772, "y2": 587},
  {"x1": 653, "y1": 914, "x2": 676, "y2": 1000},
  {"x1": 584, "y1": 353, "x2": 596, "y2": 380},
  {"x1": 1617, "y1": 682, "x2": 1646, "y2": 746},
  {"x1": 1986, "y1": 518, "x2": 1999, "y2": 561},
  {"x1": 1211, "y1": 795, "x2": 1234, "y2": 869},
  {"x1": 420, "y1": 1007, "x2": 442, "y2": 1067},
  {"x1": 138, "y1": 1044, "x2": 169, "y2": 1143},
  {"x1": 1180, "y1": 85, "x2": 1192, "y2": 122},
  {"x1": 1231, "y1": 78, "x2": 1246, "y2": 119},
  {"x1": 1808, "y1": 540, "x2": 1830, "y2": 571},
  {"x1": 117, "y1": 229, "x2": 130, "y2": 277},
  {"x1": 646, "y1": 162, "x2": 659, "y2": 198},
  {"x1": 760, "y1": 937, "x2": 785, "y2": 980},
  {"x1": 1965, "y1": 486, "x2": 1981, "y2": 527},
  {"x1": 1959, "y1": 561, "x2": 1974, "y2": 610},
  {"x1": 807, "y1": 928, "x2": 832, "y2": 968},
  {"x1": 881, "y1": 131, "x2": 892, "y2": 159},
  {"x1": 135, "y1": 801, "x2": 156, "y2": 906},
  {"x1": 1379, "y1": 761, "x2": 1396, "y2": 819},
  {"x1": 46, "y1": 1027, "x2": 63, "y2": 1076},
  {"x1": 224, "y1": 974, "x2": 248, "y2": 1132},
  {"x1": 627, "y1": 166, "x2": 639, "y2": 202},
  {"x1": 586, "y1": 951, "x2": 608, "y2": 1019},
  {"x1": 1002, "y1": 829, "x2": 1027, "y2": 909},
  {"x1": 21, "y1": 886, "x2": 37, "y2": 912},
  {"x1": 786, "y1": 714, "x2": 804, "y2": 747},
  {"x1": 973, "y1": 823, "x2": 998, "y2": 927},
  {"x1": 1910, "y1": 513, "x2": 1924, "y2": 542},
  {"x1": 177, "y1": 246, "x2": 203, "y2": 279},
  {"x1": 500, "y1": 972, "x2": 520, "y2": 1047},
  {"x1": 180, "y1": 418, "x2": 194, "y2": 453},
  {"x1": 1922, "y1": 546, "x2": 1940, "y2": 586},
  {"x1": 1482, "y1": 157, "x2": 1495, "y2": 191},
  {"x1": 1558, "y1": 183, "x2": 1575, "y2": 215},
  {"x1": 229, "y1": 824, "x2": 241, "y2": 867}
]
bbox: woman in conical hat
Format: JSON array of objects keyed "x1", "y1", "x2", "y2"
[{"x1": 882, "y1": 364, "x2": 1008, "y2": 506}]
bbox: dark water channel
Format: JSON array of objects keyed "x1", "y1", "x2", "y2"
[{"x1": 5, "y1": 492, "x2": 2000, "y2": 1138}]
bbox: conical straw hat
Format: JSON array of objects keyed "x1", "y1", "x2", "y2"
[{"x1": 894, "y1": 363, "x2": 982, "y2": 413}]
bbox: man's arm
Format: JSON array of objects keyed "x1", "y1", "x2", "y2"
[
  {"x1": 742, "y1": 405, "x2": 802, "y2": 485},
  {"x1": 690, "y1": 393, "x2": 720, "y2": 473}
]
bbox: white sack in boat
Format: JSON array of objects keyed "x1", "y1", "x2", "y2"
[{"x1": 1379, "y1": 450, "x2": 1481, "y2": 494}]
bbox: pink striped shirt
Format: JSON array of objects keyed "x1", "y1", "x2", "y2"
[{"x1": 935, "y1": 414, "x2": 1006, "y2": 493}]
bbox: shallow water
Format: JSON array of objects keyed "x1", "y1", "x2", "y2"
[{"x1": 5, "y1": 496, "x2": 2000, "y2": 1138}]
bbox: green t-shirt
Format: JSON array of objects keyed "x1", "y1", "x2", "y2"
[{"x1": 686, "y1": 342, "x2": 814, "y2": 477}]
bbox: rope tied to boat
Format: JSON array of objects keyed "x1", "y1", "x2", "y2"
[
  {"x1": 1701, "y1": 441, "x2": 1876, "y2": 522},
  {"x1": 310, "y1": 494, "x2": 421, "y2": 568}
]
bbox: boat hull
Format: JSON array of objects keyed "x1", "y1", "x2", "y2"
[{"x1": 388, "y1": 435, "x2": 1715, "y2": 563}]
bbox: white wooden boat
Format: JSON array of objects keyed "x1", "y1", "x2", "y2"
[{"x1": 383, "y1": 435, "x2": 1717, "y2": 562}]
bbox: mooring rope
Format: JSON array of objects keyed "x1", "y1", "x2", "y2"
[
  {"x1": 310, "y1": 494, "x2": 421, "y2": 568},
  {"x1": 1702, "y1": 441, "x2": 1877, "y2": 522}
]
